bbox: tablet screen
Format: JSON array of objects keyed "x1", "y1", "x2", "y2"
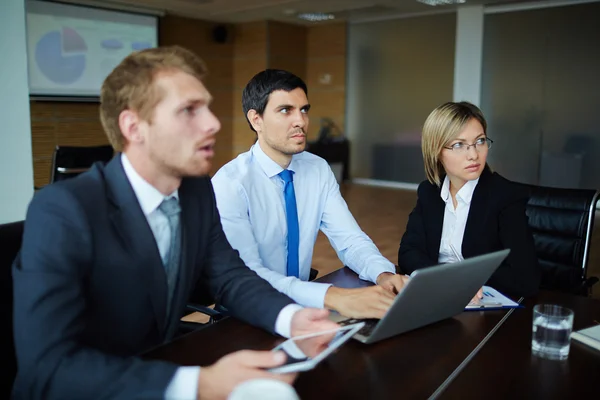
[{"x1": 268, "y1": 322, "x2": 364, "y2": 374}]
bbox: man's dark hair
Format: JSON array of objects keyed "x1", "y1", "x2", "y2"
[{"x1": 242, "y1": 69, "x2": 308, "y2": 132}]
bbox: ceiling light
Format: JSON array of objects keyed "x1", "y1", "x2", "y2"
[
  {"x1": 417, "y1": 0, "x2": 466, "y2": 6},
  {"x1": 297, "y1": 12, "x2": 335, "y2": 22}
]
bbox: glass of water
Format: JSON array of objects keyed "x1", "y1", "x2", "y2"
[{"x1": 531, "y1": 304, "x2": 574, "y2": 360}]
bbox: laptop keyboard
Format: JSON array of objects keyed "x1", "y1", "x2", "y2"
[{"x1": 338, "y1": 318, "x2": 379, "y2": 337}]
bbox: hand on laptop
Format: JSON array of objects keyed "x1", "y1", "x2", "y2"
[
  {"x1": 197, "y1": 349, "x2": 296, "y2": 400},
  {"x1": 324, "y1": 286, "x2": 396, "y2": 319},
  {"x1": 469, "y1": 287, "x2": 484, "y2": 305},
  {"x1": 376, "y1": 272, "x2": 410, "y2": 295}
]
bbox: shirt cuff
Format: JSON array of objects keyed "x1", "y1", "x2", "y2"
[
  {"x1": 164, "y1": 366, "x2": 200, "y2": 400},
  {"x1": 289, "y1": 280, "x2": 332, "y2": 309},
  {"x1": 359, "y1": 261, "x2": 396, "y2": 284},
  {"x1": 274, "y1": 303, "x2": 303, "y2": 338}
]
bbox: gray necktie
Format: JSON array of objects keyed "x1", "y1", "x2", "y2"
[{"x1": 158, "y1": 197, "x2": 181, "y2": 317}]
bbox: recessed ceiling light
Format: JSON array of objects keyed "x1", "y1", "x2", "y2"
[
  {"x1": 417, "y1": 0, "x2": 466, "y2": 6},
  {"x1": 297, "y1": 12, "x2": 335, "y2": 22}
]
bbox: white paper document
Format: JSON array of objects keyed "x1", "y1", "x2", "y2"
[{"x1": 465, "y1": 286, "x2": 521, "y2": 310}]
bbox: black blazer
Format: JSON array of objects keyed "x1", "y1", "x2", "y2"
[
  {"x1": 398, "y1": 167, "x2": 541, "y2": 297},
  {"x1": 12, "y1": 156, "x2": 294, "y2": 400}
]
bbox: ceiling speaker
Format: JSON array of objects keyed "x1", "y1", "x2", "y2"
[{"x1": 212, "y1": 25, "x2": 228, "y2": 43}]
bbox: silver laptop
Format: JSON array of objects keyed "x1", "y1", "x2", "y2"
[{"x1": 331, "y1": 249, "x2": 510, "y2": 344}]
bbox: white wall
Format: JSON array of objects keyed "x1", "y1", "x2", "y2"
[
  {"x1": 453, "y1": 5, "x2": 484, "y2": 106},
  {"x1": 0, "y1": 0, "x2": 34, "y2": 224}
]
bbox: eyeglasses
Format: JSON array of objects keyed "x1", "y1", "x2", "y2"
[{"x1": 443, "y1": 137, "x2": 493, "y2": 154}]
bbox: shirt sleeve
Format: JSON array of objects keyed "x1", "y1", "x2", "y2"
[
  {"x1": 164, "y1": 367, "x2": 200, "y2": 400},
  {"x1": 211, "y1": 172, "x2": 333, "y2": 308},
  {"x1": 274, "y1": 304, "x2": 304, "y2": 338},
  {"x1": 318, "y1": 163, "x2": 396, "y2": 282}
]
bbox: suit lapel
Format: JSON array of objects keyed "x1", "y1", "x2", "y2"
[
  {"x1": 104, "y1": 156, "x2": 168, "y2": 337},
  {"x1": 429, "y1": 185, "x2": 446, "y2": 261},
  {"x1": 462, "y1": 168, "x2": 492, "y2": 257}
]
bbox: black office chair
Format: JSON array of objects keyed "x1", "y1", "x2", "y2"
[
  {"x1": 0, "y1": 220, "x2": 24, "y2": 398},
  {"x1": 519, "y1": 183, "x2": 599, "y2": 296},
  {"x1": 50, "y1": 145, "x2": 114, "y2": 183}
]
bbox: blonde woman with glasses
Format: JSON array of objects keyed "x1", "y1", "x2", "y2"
[{"x1": 398, "y1": 101, "x2": 540, "y2": 298}]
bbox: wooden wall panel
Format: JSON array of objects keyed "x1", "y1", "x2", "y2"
[
  {"x1": 33, "y1": 159, "x2": 52, "y2": 189},
  {"x1": 306, "y1": 22, "x2": 347, "y2": 140},
  {"x1": 29, "y1": 102, "x2": 107, "y2": 187},
  {"x1": 30, "y1": 121, "x2": 56, "y2": 159},
  {"x1": 307, "y1": 23, "x2": 347, "y2": 58},
  {"x1": 268, "y1": 56, "x2": 306, "y2": 81},
  {"x1": 268, "y1": 21, "x2": 307, "y2": 80},
  {"x1": 233, "y1": 22, "x2": 267, "y2": 58},
  {"x1": 306, "y1": 57, "x2": 346, "y2": 89},
  {"x1": 232, "y1": 22, "x2": 267, "y2": 158},
  {"x1": 53, "y1": 102, "x2": 99, "y2": 119}
]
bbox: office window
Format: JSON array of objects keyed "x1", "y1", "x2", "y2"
[
  {"x1": 481, "y1": 2, "x2": 600, "y2": 189},
  {"x1": 346, "y1": 13, "x2": 456, "y2": 183}
]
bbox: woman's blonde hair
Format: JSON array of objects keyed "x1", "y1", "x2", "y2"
[
  {"x1": 99, "y1": 45, "x2": 208, "y2": 152},
  {"x1": 421, "y1": 101, "x2": 487, "y2": 186}
]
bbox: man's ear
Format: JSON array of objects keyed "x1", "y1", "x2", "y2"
[
  {"x1": 118, "y1": 109, "x2": 144, "y2": 144},
  {"x1": 247, "y1": 109, "x2": 263, "y2": 133}
]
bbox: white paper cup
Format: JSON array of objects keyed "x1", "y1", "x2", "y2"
[{"x1": 228, "y1": 379, "x2": 299, "y2": 400}]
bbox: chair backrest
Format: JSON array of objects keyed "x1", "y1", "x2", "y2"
[
  {"x1": 518, "y1": 183, "x2": 599, "y2": 294},
  {"x1": 0, "y1": 220, "x2": 24, "y2": 397},
  {"x1": 51, "y1": 145, "x2": 114, "y2": 183}
]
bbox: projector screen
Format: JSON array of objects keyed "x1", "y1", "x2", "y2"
[{"x1": 26, "y1": 0, "x2": 158, "y2": 98}]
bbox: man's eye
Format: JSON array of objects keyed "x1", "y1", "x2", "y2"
[
  {"x1": 301, "y1": 108, "x2": 309, "y2": 114},
  {"x1": 280, "y1": 108, "x2": 289, "y2": 114}
]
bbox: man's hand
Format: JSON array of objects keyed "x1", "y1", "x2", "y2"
[
  {"x1": 469, "y1": 287, "x2": 484, "y2": 305},
  {"x1": 324, "y1": 286, "x2": 396, "y2": 319},
  {"x1": 197, "y1": 350, "x2": 296, "y2": 400},
  {"x1": 290, "y1": 308, "x2": 340, "y2": 338},
  {"x1": 376, "y1": 272, "x2": 410, "y2": 294}
]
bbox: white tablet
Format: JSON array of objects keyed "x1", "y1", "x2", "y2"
[{"x1": 268, "y1": 322, "x2": 364, "y2": 374}]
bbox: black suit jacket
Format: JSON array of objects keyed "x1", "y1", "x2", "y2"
[
  {"x1": 398, "y1": 167, "x2": 541, "y2": 297},
  {"x1": 12, "y1": 156, "x2": 294, "y2": 399}
]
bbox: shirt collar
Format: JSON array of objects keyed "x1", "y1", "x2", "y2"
[
  {"x1": 251, "y1": 141, "x2": 297, "y2": 178},
  {"x1": 440, "y1": 175, "x2": 479, "y2": 205},
  {"x1": 121, "y1": 153, "x2": 179, "y2": 217}
]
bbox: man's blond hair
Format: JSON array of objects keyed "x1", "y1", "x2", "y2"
[
  {"x1": 421, "y1": 101, "x2": 488, "y2": 186},
  {"x1": 99, "y1": 45, "x2": 208, "y2": 151}
]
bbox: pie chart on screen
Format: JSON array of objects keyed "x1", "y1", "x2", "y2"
[{"x1": 35, "y1": 27, "x2": 87, "y2": 85}]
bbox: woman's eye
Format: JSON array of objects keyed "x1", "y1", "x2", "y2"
[{"x1": 452, "y1": 142, "x2": 465, "y2": 149}]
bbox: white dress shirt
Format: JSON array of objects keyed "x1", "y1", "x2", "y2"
[
  {"x1": 438, "y1": 176, "x2": 479, "y2": 264},
  {"x1": 121, "y1": 154, "x2": 300, "y2": 400},
  {"x1": 211, "y1": 143, "x2": 396, "y2": 309}
]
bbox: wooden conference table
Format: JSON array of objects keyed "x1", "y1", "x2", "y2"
[{"x1": 143, "y1": 268, "x2": 600, "y2": 399}]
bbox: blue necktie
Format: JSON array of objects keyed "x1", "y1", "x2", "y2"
[{"x1": 279, "y1": 170, "x2": 300, "y2": 278}]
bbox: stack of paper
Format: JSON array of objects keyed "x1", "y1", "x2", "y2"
[
  {"x1": 571, "y1": 324, "x2": 600, "y2": 352},
  {"x1": 464, "y1": 286, "x2": 521, "y2": 310}
]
